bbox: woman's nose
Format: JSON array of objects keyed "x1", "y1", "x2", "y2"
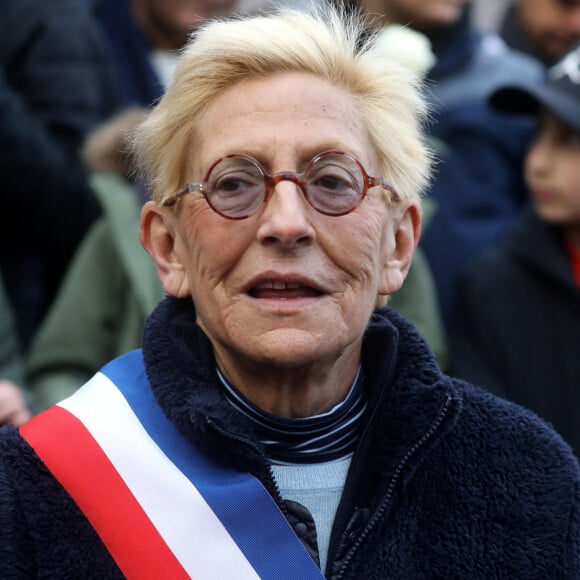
[{"x1": 256, "y1": 180, "x2": 316, "y2": 248}]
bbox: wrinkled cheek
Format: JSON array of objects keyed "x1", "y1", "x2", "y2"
[
  {"x1": 191, "y1": 284, "x2": 241, "y2": 346},
  {"x1": 334, "y1": 245, "x2": 383, "y2": 319},
  {"x1": 333, "y1": 290, "x2": 376, "y2": 350},
  {"x1": 339, "y1": 227, "x2": 387, "y2": 288},
  {"x1": 188, "y1": 257, "x2": 231, "y2": 312},
  {"x1": 181, "y1": 231, "x2": 245, "y2": 293}
]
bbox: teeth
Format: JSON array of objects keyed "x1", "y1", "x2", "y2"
[{"x1": 255, "y1": 280, "x2": 302, "y2": 290}]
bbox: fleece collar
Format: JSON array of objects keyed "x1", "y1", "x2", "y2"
[{"x1": 141, "y1": 297, "x2": 459, "y2": 486}]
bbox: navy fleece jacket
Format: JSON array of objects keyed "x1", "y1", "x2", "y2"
[{"x1": 1, "y1": 299, "x2": 579, "y2": 578}]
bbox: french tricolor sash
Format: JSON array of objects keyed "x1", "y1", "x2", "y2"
[{"x1": 20, "y1": 350, "x2": 324, "y2": 580}]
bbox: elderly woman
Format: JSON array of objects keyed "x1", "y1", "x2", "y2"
[{"x1": 1, "y1": 7, "x2": 579, "y2": 579}]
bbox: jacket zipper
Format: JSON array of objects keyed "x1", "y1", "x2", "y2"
[
  {"x1": 205, "y1": 417, "x2": 288, "y2": 517},
  {"x1": 335, "y1": 394, "x2": 452, "y2": 580}
]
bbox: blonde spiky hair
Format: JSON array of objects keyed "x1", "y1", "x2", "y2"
[{"x1": 132, "y1": 4, "x2": 433, "y2": 206}]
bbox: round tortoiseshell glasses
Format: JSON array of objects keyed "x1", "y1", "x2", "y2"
[{"x1": 162, "y1": 150, "x2": 399, "y2": 219}]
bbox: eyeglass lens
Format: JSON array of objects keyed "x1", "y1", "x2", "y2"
[{"x1": 206, "y1": 153, "x2": 365, "y2": 218}]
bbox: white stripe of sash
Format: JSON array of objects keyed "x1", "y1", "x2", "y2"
[{"x1": 59, "y1": 373, "x2": 260, "y2": 580}]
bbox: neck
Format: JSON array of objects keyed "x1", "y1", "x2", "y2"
[{"x1": 214, "y1": 346, "x2": 362, "y2": 419}]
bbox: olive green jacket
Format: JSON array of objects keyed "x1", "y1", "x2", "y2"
[
  {"x1": 390, "y1": 245, "x2": 447, "y2": 370},
  {"x1": 26, "y1": 174, "x2": 163, "y2": 411},
  {"x1": 390, "y1": 197, "x2": 447, "y2": 369}
]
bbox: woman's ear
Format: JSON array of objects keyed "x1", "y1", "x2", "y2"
[
  {"x1": 139, "y1": 201, "x2": 191, "y2": 298},
  {"x1": 378, "y1": 202, "x2": 421, "y2": 297}
]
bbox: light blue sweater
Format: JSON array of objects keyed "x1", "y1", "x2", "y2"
[{"x1": 272, "y1": 457, "x2": 351, "y2": 572}]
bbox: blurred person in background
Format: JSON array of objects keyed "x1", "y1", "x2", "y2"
[
  {"x1": 0, "y1": 0, "x2": 116, "y2": 350},
  {"x1": 24, "y1": 109, "x2": 165, "y2": 410},
  {"x1": 451, "y1": 43, "x2": 580, "y2": 457},
  {"x1": 348, "y1": 0, "x2": 544, "y2": 331},
  {"x1": 91, "y1": 0, "x2": 238, "y2": 110},
  {"x1": 500, "y1": 0, "x2": 580, "y2": 66}
]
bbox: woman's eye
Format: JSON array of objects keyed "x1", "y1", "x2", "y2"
[
  {"x1": 315, "y1": 174, "x2": 349, "y2": 191},
  {"x1": 214, "y1": 172, "x2": 261, "y2": 195},
  {"x1": 217, "y1": 178, "x2": 248, "y2": 192},
  {"x1": 310, "y1": 166, "x2": 358, "y2": 195}
]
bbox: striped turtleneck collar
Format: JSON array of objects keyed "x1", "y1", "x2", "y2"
[{"x1": 217, "y1": 368, "x2": 367, "y2": 465}]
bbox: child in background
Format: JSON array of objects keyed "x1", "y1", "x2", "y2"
[
  {"x1": 451, "y1": 44, "x2": 580, "y2": 456},
  {"x1": 351, "y1": 0, "x2": 543, "y2": 329}
]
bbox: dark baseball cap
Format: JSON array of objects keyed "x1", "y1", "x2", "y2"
[{"x1": 490, "y1": 44, "x2": 580, "y2": 131}]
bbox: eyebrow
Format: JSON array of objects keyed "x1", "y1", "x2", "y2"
[{"x1": 201, "y1": 146, "x2": 366, "y2": 173}]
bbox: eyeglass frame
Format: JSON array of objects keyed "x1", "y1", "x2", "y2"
[{"x1": 161, "y1": 149, "x2": 400, "y2": 219}]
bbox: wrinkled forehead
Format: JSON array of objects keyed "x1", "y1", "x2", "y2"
[{"x1": 185, "y1": 72, "x2": 381, "y2": 176}]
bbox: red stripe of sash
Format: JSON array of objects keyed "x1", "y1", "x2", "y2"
[{"x1": 20, "y1": 406, "x2": 189, "y2": 579}]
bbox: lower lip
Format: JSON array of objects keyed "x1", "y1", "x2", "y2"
[{"x1": 245, "y1": 293, "x2": 325, "y2": 311}]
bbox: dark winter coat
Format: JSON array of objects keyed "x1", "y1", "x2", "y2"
[
  {"x1": 0, "y1": 0, "x2": 115, "y2": 347},
  {"x1": 1, "y1": 297, "x2": 579, "y2": 578},
  {"x1": 419, "y1": 7, "x2": 544, "y2": 328},
  {"x1": 25, "y1": 173, "x2": 163, "y2": 411},
  {"x1": 91, "y1": 0, "x2": 164, "y2": 109},
  {"x1": 451, "y1": 207, "x2": 580, "y2": 456}
]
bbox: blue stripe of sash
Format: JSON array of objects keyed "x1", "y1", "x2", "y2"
[{"x1": 101, "y1": 350, "x2": 324, "y2": 580}]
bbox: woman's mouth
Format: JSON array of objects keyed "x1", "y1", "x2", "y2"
[{"x1": 248, "y1": 281, "x2": 323, "y2": 300}]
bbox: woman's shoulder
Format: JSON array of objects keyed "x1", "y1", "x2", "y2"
[
  {"x1": 0, "y1": 424, "x2": 123, "y2": 577},
  {"x1": 0, "y1": 425, "x2": 47, "y2": 509},
  {"x1": 451, "y1": 377, "x2": 579, "y2": 478},
  {"x1": 0, "y1": 426, "x2": 37, "y2": 576},
  {"x1": 412, "y1": 377, "x2": 580, "y2": 574},
  {"x1": 0, "y1": 424, "x2": 45, "y2": 475}
]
